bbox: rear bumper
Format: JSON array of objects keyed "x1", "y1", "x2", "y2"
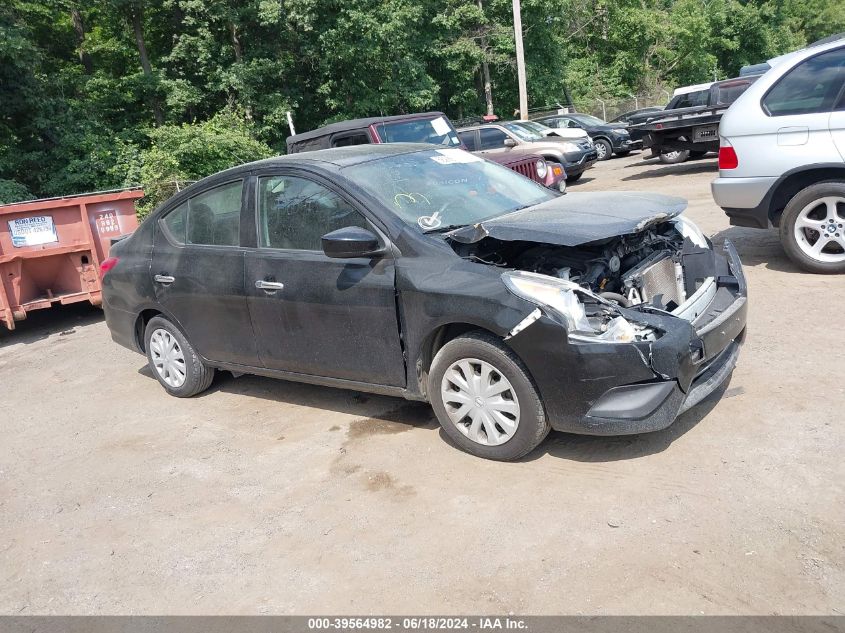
[
  {"x1": 711, "y1": 176, "x2": 778, "y2": 229},
  {"x1": 506, "y1": 240, "x2": 748, "y2": 435}
]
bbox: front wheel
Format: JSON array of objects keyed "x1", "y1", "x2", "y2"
[
  {"x1": 594, "y1": 138, "x2": 612, "y2": 161},
  {"x1": 779, "y1": 182, "x2": 845, "y2": 273},
  {"x1": 144, "y1": 316, "x2": 215, "y2": 397},
  {"x1": 566, "y1": 172, "x2": 583, "y2": 183},
  {"x1": 429, "y1": 332, "x2": 549, "y2": 461}
]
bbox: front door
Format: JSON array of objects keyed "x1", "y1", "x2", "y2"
[
  {"x1": 244, "y1": 172, "x2": 405, "y2": 386},
  {"x1": 151, "y1": 178, "x2": 259, "y2": 366}
]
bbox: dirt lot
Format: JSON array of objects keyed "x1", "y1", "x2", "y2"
[{"x1": 1, "y1": 153, "x2": 843, "y2": 615}]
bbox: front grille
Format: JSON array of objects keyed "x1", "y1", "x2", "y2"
[{"x1": 506, "y1": 159, "x2": 540, "y2": 182}]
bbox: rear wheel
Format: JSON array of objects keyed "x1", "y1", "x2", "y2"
[
  {"x1": 780, "y1": 182, "x2": 845, "y2": 274},
  {"x1": 594, "y1": 138, "x2": 612, "y2": 161},
  {"x1": 144, "y1": 316, "x2": 215, "y2": 397},
  {"x1": 429, "y1": 331, "x2": 549, "y2": 461}
]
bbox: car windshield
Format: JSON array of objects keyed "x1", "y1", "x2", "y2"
[
  {"x1": 374, "y1": 116, "x2": 461, "y2": 147},
  {"x1": 501, "y1": 122, "x2": 544, "y2": 141},
  {"x1": 343, "y1": 149, "x2": 556, "y2": 232},
  {"x1": 516, "y1": 121, "x2": 553, "y2": 135},
  {"x1": 571, "y1": 114, "x2": 607, "y2": 126}
]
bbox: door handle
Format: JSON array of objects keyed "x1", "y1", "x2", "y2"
[
  {"x1": 255, "y1": 279, "x2": 284, "y2": 292},
  {"x1": 154, "y1": 274, "x2": 175, "y2": 284}
]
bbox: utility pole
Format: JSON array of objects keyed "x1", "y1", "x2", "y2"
[{"x1": 512, "y1": 0, "x2": 528, "y2": 120}]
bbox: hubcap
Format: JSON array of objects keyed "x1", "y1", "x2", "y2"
[
  {"x1": 793, "y1": 196, "x2": 845, "y2": 263},
  {"x1": 149, "y1": 328, "x2": 187, "y2": 388},
  {"x1": 596, "y1": 143, "x2": 607, "y2": 159},
  {"x1": 440, "y1": 358, "x2": 520, "y2": 446}
]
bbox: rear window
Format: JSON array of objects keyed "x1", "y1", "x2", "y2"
[
  {"x1": 374, "y1": 116, "x2": 461, "y2": 146},
  {"x1": 763, "y1": 47, "x2": 845, "y2": 116},
  {"x1": 713, "y1": 79, "x2": 756, "y2": 106}
]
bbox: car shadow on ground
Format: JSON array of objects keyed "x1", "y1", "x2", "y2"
[
  {"x1": 620, "y1": 159, "x2": 718, "y2": 181},
  {"x1": 139, "y1": 361, "x2": 734, "y2": 464},
  {"x1": 710, "y1": 225, "x2": 805, "y2": 274},
  {"x1": 567, "y1": 175, "x2": 595, "y2": 187},
  {"x1": 0, "y1": 302, "x2": 103, "y2": 349}
]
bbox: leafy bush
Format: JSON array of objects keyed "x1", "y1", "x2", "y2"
[
  {"x1": 0, "y1": 179, "x2": 32, "y2": 204},
  {"x1": 137, "y1": 113, "x2": 273, "y2": 217}
]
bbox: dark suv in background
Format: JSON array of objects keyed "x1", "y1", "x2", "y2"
[{"x1": 532, "y1": 113, "x2": 636, "y2": 160}]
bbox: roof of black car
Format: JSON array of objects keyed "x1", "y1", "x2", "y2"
[
  {"x1": 287, "y1": 112, "x2": 448, "y2": 145},
  {"x1": 237, "y1": 143, "x2": 434, "y2": 171}
]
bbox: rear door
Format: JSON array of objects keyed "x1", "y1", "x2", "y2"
[
  {"x1": 151, "y1": 179, "x2": 259, "y2": 366},
  {"x1": 244, "y1": 170, "x2": 405, "y2": 386}
]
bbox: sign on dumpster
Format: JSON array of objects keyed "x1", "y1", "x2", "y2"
[{"x1": 8, "y1": 215, "x2": 59, "y2": 247}]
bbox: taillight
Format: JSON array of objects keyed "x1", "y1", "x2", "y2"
[
  {"x1": 100, "y1": 257, "x2": 120, "y2": 277},
  {"x1": 719, "y1": 146, "x2": 739, "y2": 169}
]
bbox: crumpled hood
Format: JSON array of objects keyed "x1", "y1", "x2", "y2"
[{"x1": 447, "y1": 191, "x2": 687, "y2": 246}]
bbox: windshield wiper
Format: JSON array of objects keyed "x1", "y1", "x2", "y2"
[{"x1": 423, "y1": 223, "x2": 468, "y2": 234}]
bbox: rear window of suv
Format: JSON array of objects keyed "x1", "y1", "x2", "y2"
[{"x1": 762, "y1": 47, "x2": 845, "y2": 116}]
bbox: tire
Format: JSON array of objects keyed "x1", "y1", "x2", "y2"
[
  {"x1": 779, "y1": 182, "x2": 845, "y2": 274},
  {"x1": 566, "y1": 172, "x2": 583, "y2": 183},
  {"x1": 428, "y1": 331, "x2": 550, "y2": 461},
  {"x1": 144, "y1": 316, "x2": 215, "y2": 397},
  {"x1": 690, "y1": 150, "x2": 708, "y2": 159},
  {"x1": 659, "y1": 149, "x2": 690, "y2": 164},
  {"x1": 594, "y1": 138, "x2": 612, "y2": 161}
]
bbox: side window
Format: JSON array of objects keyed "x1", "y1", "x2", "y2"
[
  {"x1": 763, "y1": 48, "x2": 845, "y2": 116},
  {"x1": 458, "y1": 130, "x2": 478, "y2": 151},
  {"x1": 257, "y1": 176, "x2": 372, "y2": 251},
  {"x1": 162, "y1": 201, "x2": 187, "y2": 243},
  {"x1": 479, "y1": 128, "x2": 508, "y2": 149},
  {"x1": 332, "y1": 133, "x2": 369, "y2": 147},
  {"x1": 186, "y1": 180, "x2": 243, "y2": 247}
]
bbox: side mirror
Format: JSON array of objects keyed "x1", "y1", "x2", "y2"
[
  {"x1": 503, "y1": 138, "x2": 518, "y2": 148},
  {"x1": 321, "y1": 226, "x2": 382, "y2": 259}
]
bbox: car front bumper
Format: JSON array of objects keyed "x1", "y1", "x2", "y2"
[
  {"x1": 506, "y1": 240, "x2": 748, "y2": 435},
  {"x1": 563, "y1": 149, "x2": 599, "y2": 174},
  {"x1": 711, "y1": 176, "x2": 778, "y2": 229}
]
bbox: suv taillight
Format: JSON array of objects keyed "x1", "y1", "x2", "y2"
[
  {"x1": 719, "y1": 146, "x2": 738, "y2": 170},
  {"x1": 100, "y1": 257, "x2": 120, "y2": 277}
]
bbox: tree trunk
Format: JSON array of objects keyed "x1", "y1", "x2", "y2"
[
  {"x1": 230, "y1": 23, "x2": 243, "y2": 62},
  {"x1": 477, "y1": 0, "x2": 494, "y2": 116},
  {"x1": 70, "y1": 6, "x2": 93, "y2": 74},
  {"x1": 129, "y1": 3, "x2": 164, "y2": 126}
]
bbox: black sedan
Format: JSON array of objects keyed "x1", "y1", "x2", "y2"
[
  {"x1": 533, "y1": 113, "x2": 637, "y2": 160},
  {"x1": 101, "y1": 144, "x2": 747, "y2": 461}
]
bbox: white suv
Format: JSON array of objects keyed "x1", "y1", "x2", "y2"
[{"x1": 712, "y1": 38, "x2": 845, "y2": 273}]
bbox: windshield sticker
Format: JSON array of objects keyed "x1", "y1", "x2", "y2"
[
  {"x1": 417, "y1": 212, "x2": 442, "y2": 230},
  {"x1": 429, "y1": 116, "x2": 452, "y2": 136},
  {"x1": 430, "y1": 149, "x2": 482, "y2": 165}
]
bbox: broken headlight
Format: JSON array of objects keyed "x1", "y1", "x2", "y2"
[
  {"x1": 502, "y1": 270, "x2": 657, "y2": 343},
  {"x1": 673, "y1": 215, "x2": 709, "y2": 248}
]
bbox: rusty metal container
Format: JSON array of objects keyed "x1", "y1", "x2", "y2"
[{"x1": 0, "y1": 188, "x2": 143, "y2": 330}]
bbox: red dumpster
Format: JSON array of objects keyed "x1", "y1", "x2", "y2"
[{"x1": 0, "y1": 188, "x2": 143, "y2": 330}]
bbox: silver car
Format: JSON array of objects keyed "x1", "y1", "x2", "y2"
[{"x1": 711, "y1": 37, "x2": 845, "y2": 273}]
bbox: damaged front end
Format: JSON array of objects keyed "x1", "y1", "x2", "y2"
[{"x1": 447, "y1": 202, "x2": 748, "y2": 435}]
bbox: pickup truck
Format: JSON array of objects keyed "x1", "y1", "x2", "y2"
[{"x1": 629, "y1": 76, "x2": 761, "y2": 164}]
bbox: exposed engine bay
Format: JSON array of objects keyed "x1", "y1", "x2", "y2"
[{"x1": 449, "y1": 218, "x2": 718, "y2": 341}]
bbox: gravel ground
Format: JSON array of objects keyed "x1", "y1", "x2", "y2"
[{"x1": 1, "y1": 152, "x2": 843, "y2": 615}]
